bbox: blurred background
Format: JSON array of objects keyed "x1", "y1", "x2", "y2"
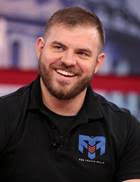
[{"x1": 0, "y1": 0, "x2": 140, "y2": 120}]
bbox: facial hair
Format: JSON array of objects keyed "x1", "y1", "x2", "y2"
[{"x1": 39, "y1": 55, "x2": 94, "y2": 100}]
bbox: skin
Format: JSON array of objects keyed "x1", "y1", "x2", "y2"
[
  {"x1": 124, "y1": 180, "x2": 140, "y2": 182},
  {"x1": 36, "y1": 24, "x2": 105, "y2": 116}
]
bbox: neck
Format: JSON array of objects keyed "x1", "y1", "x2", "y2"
[{"x1": 40, "y1": 79, "x2": 87, "y2": 116}]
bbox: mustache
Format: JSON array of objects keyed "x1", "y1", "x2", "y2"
[{"x1": 51, "y1": 62, "x2": 82, "y2": 75}]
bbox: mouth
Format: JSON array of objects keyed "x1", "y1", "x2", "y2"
[{"x1": 56, "y1": 69, "x2": 76, "y2": 77}]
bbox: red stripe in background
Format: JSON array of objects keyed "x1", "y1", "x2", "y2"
[
  {"x1": 0, "y1": 69, "x2": 140, "y2": 93},
  {"x1": 91, "y1": 75, "x2": 140, "y2": 93},
  {"x1": 0, "y1": 69, "x2": 37, "y2": 85}
]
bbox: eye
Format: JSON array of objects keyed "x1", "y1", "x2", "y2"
[
  {"x1": 53, "y1": 45, "x2": 63, "y2": 49},
  {"x1": 77, "y1": 50, "x2": 90, "y2": 59},
  {"x1": 51, "y1": 43, "x2": 66, "y2": 52},
  {"x1": 79, "y1": 52, "x2": 88, "y2": 56}
]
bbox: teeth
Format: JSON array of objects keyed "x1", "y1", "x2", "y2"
[{"x1": 56, "y1": 69, "x2": 75, "y2": 77}]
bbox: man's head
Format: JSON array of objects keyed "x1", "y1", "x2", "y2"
[
  {"x1": 44, "y1": 7, "x2": 105, "y2": 50},
  {"x1": 36, "y1": 7, "x2": 105, "y2": 100}
]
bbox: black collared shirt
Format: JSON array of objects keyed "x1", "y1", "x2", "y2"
[{"x1": 0, "y1": 77, "x2": 140, "y2": 182}]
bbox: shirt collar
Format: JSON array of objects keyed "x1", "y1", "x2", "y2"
[
  {"x1": 76, "y1": 86, "x2": 104, "y2": 123},
  {"x1": 28, "y1": 76, "x2": 43, "y2": 110},
  {"x1": 28, "y1": 77, "x2": 103, "y2": 121}
]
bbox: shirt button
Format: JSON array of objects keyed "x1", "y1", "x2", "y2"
[{"x1": 51, "y1": 143, "x2": 57, "y2": 148}]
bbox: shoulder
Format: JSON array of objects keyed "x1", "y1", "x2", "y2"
[
  {"x1": 0, "y1": 83, "x2": 31, "y2": 113},
  {"x1": 94, "y1": 91, "x2": 137, "y2": 123},
  {"x1": 93, "y1": 91, "x2": 140, "y2": 142},
  {"x1": 0, "y1": 83, "x2": 32, "y2": 151},
  {"x1": 0, "y1": 83, "x2": 32, "y2": 135}
]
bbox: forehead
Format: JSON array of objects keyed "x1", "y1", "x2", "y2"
[{"x1": 45, "y1": 24, "x2": 101, "y2": 50}]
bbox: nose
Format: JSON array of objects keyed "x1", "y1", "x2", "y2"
[{"x1": 61, "y1": 50, "x2": 76, "y2": 66}]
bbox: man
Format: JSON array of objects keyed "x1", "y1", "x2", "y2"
[{"x1": 0, "y1": 7, "x2": 140, "y2": 182}]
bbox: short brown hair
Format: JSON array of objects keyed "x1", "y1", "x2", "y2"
[{"x1": 44, "y1": 7, "x2": 105, "y2": 49}]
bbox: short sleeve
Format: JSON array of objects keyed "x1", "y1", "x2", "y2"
[{"x1": 116, "y1": 114, "x2": 140, "y2": 181}]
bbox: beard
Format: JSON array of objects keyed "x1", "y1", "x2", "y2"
[{"x1": 39, "y1": 57, "x2": 94, "y2": 100}]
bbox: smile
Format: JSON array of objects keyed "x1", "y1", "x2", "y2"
[{"x1": 56, "y1": 69, "x2": 75, "y2": 77}]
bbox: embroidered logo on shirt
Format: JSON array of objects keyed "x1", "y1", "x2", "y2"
[{"x1": 78, "y1": 135, "x2": 106, "y2": 160}]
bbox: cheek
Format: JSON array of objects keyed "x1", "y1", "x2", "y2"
[
  {"x1": 79, "y1": 62, "x2": 96, "y2": 75},
  {"x1": 40, "y1": 52, "x2": 53, "y2": 67},
  {"x1": 42, "y1": 51, "x2": 62, "y2": 66}
]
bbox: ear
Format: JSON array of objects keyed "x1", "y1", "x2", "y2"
[
  {"x1": 94, "y1": 52, "x2": 106, "y2": 73},
  {"x1": 35, "y1": 37, "x2": 45, "y2": 59}
]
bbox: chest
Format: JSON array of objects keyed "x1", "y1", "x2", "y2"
[{"x1": 2, "y1": 113, "x2": 118, "y2": 182}]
